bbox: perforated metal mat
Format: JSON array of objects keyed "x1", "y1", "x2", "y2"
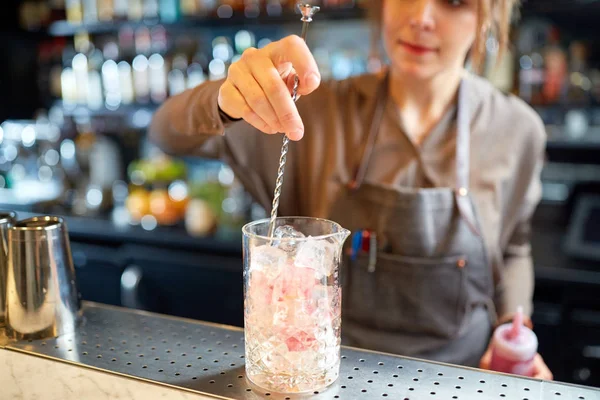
[{"x1": 5, "y1": 303, "x2": 599, "y2": 400}]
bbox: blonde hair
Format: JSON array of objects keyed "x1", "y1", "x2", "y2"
[{"x1": 368, "y1": 0, "x2": 520, "y2": 73}]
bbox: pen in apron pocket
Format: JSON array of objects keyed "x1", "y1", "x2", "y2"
[
  {"x1": 367, "y1": 231, "x2": 377, "y2": 273},
  {"x1": 350, "y1": 230, "x2": 363, "y2": 262}
]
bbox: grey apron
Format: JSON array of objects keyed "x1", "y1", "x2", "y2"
[{"x1": 329, "y1": 73, "x2": 496, "y2": 367}]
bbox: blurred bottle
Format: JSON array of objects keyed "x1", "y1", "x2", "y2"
[
  {"x1": 180, "y1": 0, "x2": 199, "y2": 16},
  {"x1": 518, "y1": 52, "x2": 545, "y2": 104},
  {"x1": 168, "y1": 53, "x2": 188, "y2": 96},
  {"x1": 87, "y1": 48, "x2": 104, "y2": 109},
  {"x1": 128, "y1": 0, "x2": 144, "y2": 20},
  {"x1": 516, "y1": 22, "x2": 549, "y2": 105},
  {"x1": 66, "y1": 0, "x2": 83, "y2": 23},
  {"x1": 266, "y1": 0, "x2": 284, "y2": 16},
  {"x1": 484, "y1": 35, "x2": 515, "y2": 94},
  {"x1": 313, "y1": 47, "x2": 332, "y2": 81},
  {"x1": 212, "y1": 36, "x2": 234, "y2": 67},
  {"x1": 324, "y1": 0, "x2": 356, "y2": 8},
  {"x1": 135, "y1": 26, "x2": 152, "y2": 56},
  {"x1": 244, "y1": 0, "x2": 260, "y2": 18},
  {"x1": 564, "y1": 42, "x2": 593, "y2": 106},
  {"x1": 102, "y1": 59, "x2": 122, "y2": 109},
  {"x1": 103, "y1": 38, "x2": 120, "y2": 60},
  {"x1": 208, "y1": 59, "x2": 226, "y2": 81},
  {"x1": 89, "y1": 135, "x2": 123, "y2": 211},
  {"x1": 150, "y1": 25, "x2": 168, "y2": 54},
  {"x1": 186, "y1": 65, "x2": 206, "y2": 89},
  {"x1": 234, "y1": 30, "x2": 255, "y2": 55},
  {"x1": 19, "y1": 1, "x2": 51, "y2": 30},
  {"x1": 97, "y1": 0, "x2": 114, "y2": 21},
  {"x1": 187, "y1": 52, "x2": 208, "y2": 89},
  {"x1": 118, "y1": 61, "x2": 135, "y2": 104},
  {"x1": 113, "y1": 0, "x2": 128, "y2": 19},
  {"x1": 158, "y1": 0, "x2": 180, "y2": 22},
  {"x1": 132, "y1": 55, "x2": 151, "y2": 104},
  {"x1": 61, "y1": 47, "x2": 78, "y2": 107},
  {"x1": 82, "y1": 0, "x2": 99, "y2": 22},
  {"x1": 74, "y1": 30, "x2": 93, "y2": 53},
  {"x1": 72, "y1": 53, "x2": 89, "y2": 105},
  {"x1": 149, "y1": 54, "x2": 168, "y2": 103},
  {"x1": 49, "y1": 0, "x2": 67, "y2": 22},
  {"x1": 542, "y1": 27, "x2": 567, "y2": 104},
  {"x1": 216, "y1": 1, "x2": 236, "y2": 18},
  {"x1": 102, "y1": 40, "x2": 121, "y2": 109},
  {"x1": 143, "y1": 0, "x2": 160, "y2": 18},
  {"x1": 198, "y1": 0, "x2": 218, "y2": 16},
  {"x1": 118, "y1": 25, "x2": 136, "y2": 59}
]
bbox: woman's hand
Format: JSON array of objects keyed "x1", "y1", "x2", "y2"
[
  {"x1": 479, "y1": 345, "x2": 554, "y2": 381},
  {"x1": 217, "y1": 35, "x2": 321, "y2": 141}
]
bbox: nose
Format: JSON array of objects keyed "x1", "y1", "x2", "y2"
[{"x1": 409, "y1": 0, "x2": 436, "y2": 31}]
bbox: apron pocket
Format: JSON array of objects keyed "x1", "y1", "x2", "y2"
[{"x1": 343, "y1": 252, "x2": 468, "y2": 339}]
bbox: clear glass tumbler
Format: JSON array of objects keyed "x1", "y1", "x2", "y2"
[{"x1": 242, "y1": 217, "x2": 350, "y2": 394}]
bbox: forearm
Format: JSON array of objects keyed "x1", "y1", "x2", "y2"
[
  {"x1": 148, "y1": 79, "x2": 232, "y2": 157},
  {"x1": 497, "y1": 252, "x2": 535, "y2": 325}
]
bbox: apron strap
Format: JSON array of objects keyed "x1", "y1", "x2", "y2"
[
  {"x1": 348, "y1": 73, "x2": 389, "y2": 191},
  {"x1": 348, "y1": 71, "x2": 482, "y2": 238},
  {"x1": 455, "y1": 79, "x2": 482, "y2": 237}
]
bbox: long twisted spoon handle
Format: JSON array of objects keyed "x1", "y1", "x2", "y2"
[{"x1": 267, "y1": 3, "x2": 320, "y2": 238}]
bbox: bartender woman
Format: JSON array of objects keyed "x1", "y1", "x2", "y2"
[{"x1": 150, "y1": 0, "x2": 553, "y2": 378}]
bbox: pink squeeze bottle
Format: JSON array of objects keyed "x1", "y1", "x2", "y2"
[{"x1": 490, "y1": 306, "x2": 538, "y2": 377}]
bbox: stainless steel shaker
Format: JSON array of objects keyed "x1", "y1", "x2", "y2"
[
  {"x1": 5, "y1": 216, "x2": 82, "y2": 340},
  {"x1": 0, "y1": 211, "x2": 16, "y2": 330}
]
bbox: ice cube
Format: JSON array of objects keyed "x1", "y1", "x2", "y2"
[
  {"x1": 284, "y1": 329, "x2": 317, "y2": 352},
  {"x1": 247, "y1": 270, "x2": 274, "y2": 310},
  {"x1": 272, "y1": 301, "x2": 289, "y2": 326},
  {"x1": 294, "y1": 238, "x2": 338, "y2": 278},
  {"x1": 270, "y1": 262, "x2": 317, "y2": 303},
  {"x1": 261, "y1": 338, "x2": 292, "y2": 372},
  {"x1": 274, "y1": 225, "x2": 305, "y2": 253},
  {"x1": 311, "y1": 285, "x2": 341, "y2": 320},
  {"x1": 290, "y1": 299, "x2": 317, "y2": 327},
  {"x1": 250, "y1": 245, "x2": 287, "y2": 280}
]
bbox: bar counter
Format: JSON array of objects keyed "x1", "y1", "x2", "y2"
[{"x1": 1, "y1": 302, "x2": 598, "y2": 400}]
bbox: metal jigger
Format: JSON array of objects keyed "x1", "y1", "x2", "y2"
[
  {"x1": 0, "y1": 212, "x2": 16, "y2": 331},
  {"x1": 5, "y1": 216, "x2": 82, "y2": 340},
  {"x1": 267, "y1": 3, "x2": 320, "y2": 238}
]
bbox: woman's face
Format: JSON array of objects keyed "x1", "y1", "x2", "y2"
[{"x1": 382, "y1": 0, "x2": 480, "y2": 80}]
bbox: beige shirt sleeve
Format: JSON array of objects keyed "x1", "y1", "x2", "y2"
[{"x1": 495, "y1": 109, "x2": 546, "y2": 320}]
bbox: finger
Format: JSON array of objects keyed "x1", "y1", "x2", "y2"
[
  {"x1": 479, "y1": 347, "x2": 492, "y2": 370},
  {"x1": 228, "y1": 61, "x2": 284, "y2": 133},
  {"x1": 533, "y1": 355, "x2": 553, "y2": 381},
  {"x1": 266, "y1": 35, "x2": 321, "y2": 96},
  {"x1": 220, "y1": 81, "x2": 278, "y2": 134},
  {"x1": 245, "y1": 51, "x2": 304, "y2": 140}
]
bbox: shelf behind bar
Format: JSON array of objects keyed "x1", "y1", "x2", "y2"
[
  {"x1": 54, "y1": 101, "x2": 600, "y2": 151},
  {"x1": 47, "y1": 7, "x2": 366, "y2": 37}
]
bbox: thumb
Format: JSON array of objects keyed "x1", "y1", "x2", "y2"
[
  {"x1": 266, "y1": 35, "x2": 321, "y2": 96},
  {"x1": 479, "y1": 346, "x2": 493, "y2": 370}
]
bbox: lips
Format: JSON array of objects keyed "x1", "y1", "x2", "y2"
[{"x1": 398, "y1": 40, "x2": 437, "y2": 55}]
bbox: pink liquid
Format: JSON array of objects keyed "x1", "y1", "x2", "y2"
[
  {"x1": 490, "y1": 348, "x2": 535, "y2": 376},
  {"x1": 489, "y1": 323, "x2": 537, "y2": 377}
]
